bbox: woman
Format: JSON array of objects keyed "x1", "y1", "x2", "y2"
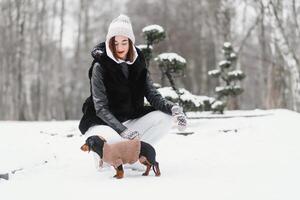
[{"x1": 79, "y1": 14, "x2": 187, "y2": 170}]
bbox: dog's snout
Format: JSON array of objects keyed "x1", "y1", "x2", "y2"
[{"x1": 80, "y1": 144, "x2": 89, "y2": 152}]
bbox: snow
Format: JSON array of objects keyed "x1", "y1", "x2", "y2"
[
  {"x1": 136, "y1": 44, "x2": 153, "y2": 50},
  {"x1": 215, "y1": 86, "x2": 228, "y2": 92},
  {"x1": 142, "y1": 24, "x2": 164, "y2": 33},
  {"x1": 158, "y1": 87, "x2": 214, "y2": 106},
  {"x1": 157, "y1": 87, "x2": 179, "y2": 99},
  {"x1": 208, "y1": 69, "x2": 221, "y2": 76},
  {"x1": 223, "y1": 42, "x2": 232, "y2": 48},
  {"x1": 228, "y1": 70, "x2": 244, "y2": 76},
  {"x1": 218, "y1": 60, "x2": 231, "y2": 67},
  {"x1": 230, "y1": 52, "x2": 237, "y2": 59},
  {"x1": 1, "y1": 109, "x2": 300, "y2": 200},
  {"x1": 211, "y1": 100, "x2": 224, "y2": 109},
  {"x1": 153, "y1": 82, "x2": 161, "y2": 88},
  {"x1": 155, "y1": 53, "x2": 187, "y2": 64},
  {"x1": 186, "y1": 109, "x2": 273, "y2": 119}
]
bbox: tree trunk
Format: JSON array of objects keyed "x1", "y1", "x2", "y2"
[
  {"x1": 268, "y1": 0, "x2": 300, "y2": 111},
  {"x1": 57, "y1": 0, "x2": 66, "y2": 119},
  {"x1": 37, "y1": 0, "x2": 47, "y2": 120},
  {"x1": 15, "y1": 0, "x2": 26, "y2": 120}
]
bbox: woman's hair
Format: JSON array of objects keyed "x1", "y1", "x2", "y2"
[{"x1": 109, "y1": 37, "x2": 134, "y2": 62}]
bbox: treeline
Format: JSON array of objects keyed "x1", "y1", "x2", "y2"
[{"x1": 0, "y1": 0, "x2": 299, "y2": 120}]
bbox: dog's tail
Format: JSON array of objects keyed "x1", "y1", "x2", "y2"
[{"x1": 152, "y1": 162, "x2": 161, "y2": 176}]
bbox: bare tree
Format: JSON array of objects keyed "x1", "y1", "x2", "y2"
[
  {"x1": 58, "y1": 0, "x2": 66, "y2": 119},
  {"x1": 268, "y1": 0, "x2": 300, "y2": 111},
  {"x1": 1, "y1": 0, "x2": 300, "y2": 121}
]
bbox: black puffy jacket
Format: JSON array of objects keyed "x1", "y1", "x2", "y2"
[{"x1": 78, "y1": 42, "x2": 174, "y2": 135}]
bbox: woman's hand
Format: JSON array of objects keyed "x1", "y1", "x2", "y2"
[
  {"x1": 171, "y1": 105, "x2": 187, "y2": 131},
  {"x1": 120, "y1": 129, "x2": 140, "y2": 140}
]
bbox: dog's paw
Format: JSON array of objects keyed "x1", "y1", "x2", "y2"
[{"x1": 113, "y1": 174, "x2": 124, "y2": 179}]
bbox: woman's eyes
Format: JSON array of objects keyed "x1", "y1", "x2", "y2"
[{"x1": 115, "y1": 43, "x2": 128, "y2": 46}]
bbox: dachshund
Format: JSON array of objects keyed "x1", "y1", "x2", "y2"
[{"x1": 80, "y1": 135, "x2": 161, "y2": 179}]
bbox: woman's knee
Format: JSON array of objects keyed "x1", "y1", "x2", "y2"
[
  {"x1": 85, "y1": 125, "x2": 123, "y2": 143},
  {"x1": 147, "y1": 111, "x2": 173, "y2": 124}
]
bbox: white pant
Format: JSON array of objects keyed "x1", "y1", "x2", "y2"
[{"x1": 84, "y1": 110, "x2": 173, "y2": 170}]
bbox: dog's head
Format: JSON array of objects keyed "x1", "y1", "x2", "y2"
[{"x1": 80, "y1": 136, "x2": 106, "y2": 158}]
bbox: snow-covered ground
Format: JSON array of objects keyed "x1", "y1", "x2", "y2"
[{"x1": 1, "y1": 109, "x2": 300, "y2": 200}]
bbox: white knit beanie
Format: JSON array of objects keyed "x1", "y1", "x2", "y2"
[{"x1": 106, "y1": 14, "x2": 135, "y2": 44}]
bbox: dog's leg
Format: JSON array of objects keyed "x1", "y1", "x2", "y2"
[
  {"x1": 139, "y1": 142, "x2": 161, "y2": 176},
  {"x1": 140, "y1": 159, "x2": 152, "y2": 176},
  {"x1": 113, "y1": 165, "x2": 124, "y2": 179},
  {"x1": 153, "y1": 162, "x2": 161, "y2": 177}
]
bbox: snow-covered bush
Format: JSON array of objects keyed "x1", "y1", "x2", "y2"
[
  {"x1": 208, "y1": 42, "x2": 245, "y2": 113},
  {"x1": 148, "y1": 87, "x2": 215, "y2": 112},
  {"x1": 137, "y1": 44, "x2": 153, "y2": 66},
  {"x1": 154, "y1": 53, "x2": 187, "y2": 106},
  {"x1": 140, "y1": 24, "x2": 216, "y2": 112},
  {"x1": 139, "y1": 24, "x2": 188, "y2": 108},
  {"x1": 154, "y1": 53, "x2": 186, "y2": 73},
  {"x1": 211, "y1": 100, "x2": 226, "y2": 114},
  {"x1": 142, "y1": 25, "x2": 166, "y2": 45},
  {"x1": 138, "y1": 25, "x2": 166, "y2": 68}
]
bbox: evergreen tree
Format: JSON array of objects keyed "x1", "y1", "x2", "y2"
[
  {"x1": 138, "y1": 24, "x2": 187, "y2": 107},
  {"x1": 208, "y1": 42, "x2": 245, "y2": 113}
]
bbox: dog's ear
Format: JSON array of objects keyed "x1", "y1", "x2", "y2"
[
  {"x1": 86, "y1": 138, "x2": 95, "y2": 151},
  {"x1": 98, "y1": 136, "x2": 107, "y2": 143},
  {"x1": 87, "y1": 143, "x2": 91, "y2": 153}
]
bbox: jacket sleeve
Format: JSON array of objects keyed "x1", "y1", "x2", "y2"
[
  {"x1": 145, "y1": 71, "x2": 175, "y2": 115},
  {"x1": 91, "y1": 62, "x2": 127, "y2": 134}
]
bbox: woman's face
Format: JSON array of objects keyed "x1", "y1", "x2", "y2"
[{"x1": 114, "y1": 35, "x2": 129, "y2": 60}]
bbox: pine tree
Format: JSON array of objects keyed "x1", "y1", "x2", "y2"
[{"x1": 208, "y1": 42, "x2": 245, "y2": 113}]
